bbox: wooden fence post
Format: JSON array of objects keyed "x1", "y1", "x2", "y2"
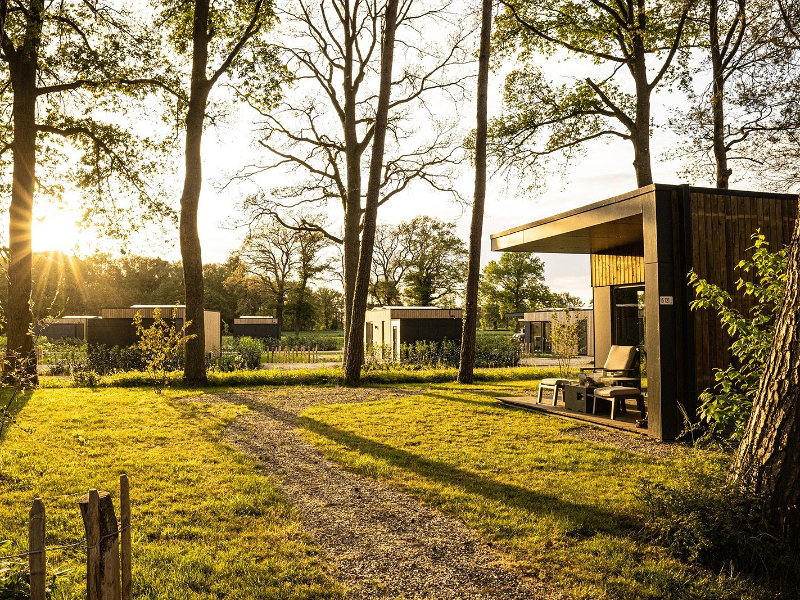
[
  {"x1": 28, "y1": 498, "x2": 46, "y2": 600},
  {"x1": 80, "y1": 489, "x2": 121, "y2": 600},
  {"x1": 120, "y1": 475, "x2": 132, "y2": 600}
]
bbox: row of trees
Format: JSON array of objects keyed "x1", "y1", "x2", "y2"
[
  {"x1": 5, "y1": 232, "x2": 576, "y2": 335},
  {"x1": 0, "y1": 251, "x2": 344, "y2": 334}
]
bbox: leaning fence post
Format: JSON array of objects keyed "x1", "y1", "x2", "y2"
[
  {"x1": 80, "y1": 489, "x2": 121, "y2": 600},
  {"x1": 29, "y1": 498, "x2": 46, "y2": 600},
  {"x1": 120, "y1": 475, "x2": 132, "y2": 600}
]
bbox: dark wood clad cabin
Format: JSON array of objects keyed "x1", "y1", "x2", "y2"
[
  {"x1": 88, "y1": 305, "x2": 222, "y2": 356},
  {"x1": 491, "y1": 184, "x2": 797, "y2": 440},
  {"x1": 364, "y1": 307, "x2": 463, "y2": 359},
  {"x1": 232, "y1": 316, "x2": 280, "y2": 340}
]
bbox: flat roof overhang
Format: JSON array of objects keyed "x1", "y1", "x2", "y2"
[{"x1": 491, "y1": 187, "x2": 649, "y2": 254}]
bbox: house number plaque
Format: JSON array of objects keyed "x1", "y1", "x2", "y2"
[{"x1": 659, "y1": 296, "x2": 674, "y2": 305}]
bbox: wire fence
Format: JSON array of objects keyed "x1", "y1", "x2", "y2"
[{"x1": 1, "y1": 474, "x2": 133, "y2": 600}]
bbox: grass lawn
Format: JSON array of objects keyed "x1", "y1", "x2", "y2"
[
  {"x1": 0, "y1": 387, "x2": 344, "y2": 599},
  {"x1": 299, "y1": 381, "x2": 784, "y2": 600}
]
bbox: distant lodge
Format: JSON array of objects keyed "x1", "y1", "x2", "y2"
[
  {"x1": 232, "y1": 316, "x2": 280, "y2": 339},
  {"x1": 519, "y1": 308, "x2": 594, "y2": 356},
  {"x1": 40, "y1": 305, "x2": 222, "y2": 356},
  {"x1": 364, "y1": 306, "x2": 463, "y2": 359}
]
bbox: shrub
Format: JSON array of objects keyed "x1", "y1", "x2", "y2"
[
  {"x1": 474, "y1": 335, "x2": 521, "y2": 368},
  {"x1": 87, "y1": 344, "x2": 146, "y2": 374},
  {"x1": 263, "y1": 334, "x2": 341, "y2": 351},
  {"x1": 134, "y1": 308, "x2": 194, "y2": 393},
  {"x1": 638, "y1": 456, "x2": 799, "y2": 584},
  {"x1": 689, "y1": 231, "x2": 786, "y2": 442},
  {"x1": 233, "y1": 337, "x2": 263, "y2": 370},
  {"x1": 0, "y1": 541, "x2": 59, "y2": 599},
  {"x1": 52, "y1": 365, "x2": 562, "y2": 389},
  {"x1": 72, "y1": 369, "x2": 101, "y2": 387}
]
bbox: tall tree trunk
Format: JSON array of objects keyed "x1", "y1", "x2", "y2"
[
  {"x1": 343, "y1": 0, "x2": 399, "y2": 386},
  {"x1": 730, "y1": 199, "x2": 800, "y2": 543},
  {"x1": 5, "y1": 5, "x2": 42, "y2": 381},
  {"x1": 631, "y1": 36, "x2": 654, "y2": 188},
  {"x1": 710, "y1": 0, "x2": 731, "y2": 189},
  {"x1": 457, "y1": 0, "x2": 493, "y2": 384},
  {"x1": 275, "y1": 286, "x2": 285, "y2": 333},
  {"x1": 180, "y1": 0, "x2": 211, "y2": 385},
  {"x1": 341, "y1": 5, "x2": 362, "y2": 357}
]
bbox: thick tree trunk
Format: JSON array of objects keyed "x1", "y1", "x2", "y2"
[
  {"x1": 180, "y1": 0, "x2": 211, "y2": 385},
  {"x1": 275, "y1": 287, "x2": 285, "y2": 333},
  {"x1": 343, "y1": 0, "x2": 399, "y2": 386},
  {"x1": 457, "y1": 0, "x2": 493, "y2": 384},
  {"x1": 5, "y1": 11, "x2": 41, "y2": 382},
  {"x1": 730, "y1": 199, "x2": 800, "y2": 543}
]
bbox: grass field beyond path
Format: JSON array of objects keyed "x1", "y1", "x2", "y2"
[
  {"x1": 300, "y1": 382, "x2": 784, "y2": 600},
  {"x1": 0, "y1": 388, "x2": 344, "y2": 599}
]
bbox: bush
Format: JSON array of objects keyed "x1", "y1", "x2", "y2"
[
  {"x1": 0, "y1": 541, "x2": 58, "y2": 599},
  {"x1": 264, "y1": 334, "x2": 342, "y2": 351},
  {"x1": 214, "y1": 337, "x2": 264, "y2": 372},
  {"x1": 233, "y1": 337, "x2": 263, "y2": 370},
  {"x1": 72, "y1": 369, "x2": 101, "y2": 387},
  {"x1": 689, "y1": 231, "x2": 786, "y2": 442},
  {"x1": 638, "y1": 455, "x2": 799, "y2": 582},
  {"x1": 38, "y1": 338, "x2": 88, "y2": 376},
  {"x1": 135, "y1": 308, "x2": 193, "y2": 393},
  {"x1": 87, "y1": 344, "x2": 146, "y2": 374},
  {"x1": 46, "y1": 365, "x2": 562, "y2": 389},
  {"x1": 474, "y1": 335, "x2": 521, "y2": 368}
]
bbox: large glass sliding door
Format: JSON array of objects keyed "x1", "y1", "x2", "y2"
[{"x1": 612, "y1": 285, "x2": 646, "y2": 389}]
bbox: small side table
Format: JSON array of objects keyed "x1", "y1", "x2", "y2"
[{"x1": 563, "y1": 384, "x2": 595, "y2": 414}]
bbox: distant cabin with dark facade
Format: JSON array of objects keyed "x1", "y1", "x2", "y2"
[
  {"x1": 364, "y1": 307, "x2": 463, "y2": 359},
  {"x1": 491, "y1": 184, "x2": 797, "y2": 440},
  {"x1": 232, "y1": 316, "x2": 280, "y2": 340},
  {"x1": 88, "y1": 305, "x2": 222, "y2": 356},
  {"x1": 39, "y1": 316, "x2": 98, "y2": 341}
]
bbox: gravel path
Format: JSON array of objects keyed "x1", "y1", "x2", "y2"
[{"x1": 207, "y1": 388, "x2": 557, "y2": 600}]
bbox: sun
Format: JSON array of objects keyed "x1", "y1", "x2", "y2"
[{"x1": 32, "y1": 208, "x2": 83, "y2": 254}]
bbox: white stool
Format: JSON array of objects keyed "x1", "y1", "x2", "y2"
[{"x1": 537, "y1": 378, "x2": 570, "y2": 406}]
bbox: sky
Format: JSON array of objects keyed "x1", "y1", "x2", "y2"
[{"x1": 27, "y1": 5, "x2": 718, "y2": 306}]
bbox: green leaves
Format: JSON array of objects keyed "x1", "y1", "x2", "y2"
[{"x1": 689, "y1": 230, "x2": 788, "y2": 443}]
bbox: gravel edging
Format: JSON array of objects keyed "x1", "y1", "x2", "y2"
[
  {"x1": 563, "y1": 424, "x2": 690, "y2": 459},
  {"x1": 203, "y1": 387, "x2": 558, "y2": 600}
]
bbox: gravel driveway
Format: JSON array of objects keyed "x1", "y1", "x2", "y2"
[{"x1": 205, "y1": 388, "x2": 558, "y2": 600}]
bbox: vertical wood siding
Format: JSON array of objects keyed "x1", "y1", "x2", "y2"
[
  {"x1": 590, "y1": 244, "x2": 645, "y2": 287},
  {"x1": 689, "y1": 191, "x2": 797, "y2": 394}
]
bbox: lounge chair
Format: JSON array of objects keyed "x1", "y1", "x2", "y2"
[{"x1": 583, "y1": 345, "x2": 639, "y2": 386}]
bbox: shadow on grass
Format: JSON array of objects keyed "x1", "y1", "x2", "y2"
[
  {"x1": 299, "y1": 414, "x2": 637, "y2": 537},
  {"x1": 0, "y1": 388, "x2": 34, "y2": 444}
]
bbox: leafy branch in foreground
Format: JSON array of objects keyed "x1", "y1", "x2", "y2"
[{"x1": 689, "y1": 231, "x2": 787, "y2": 443}]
